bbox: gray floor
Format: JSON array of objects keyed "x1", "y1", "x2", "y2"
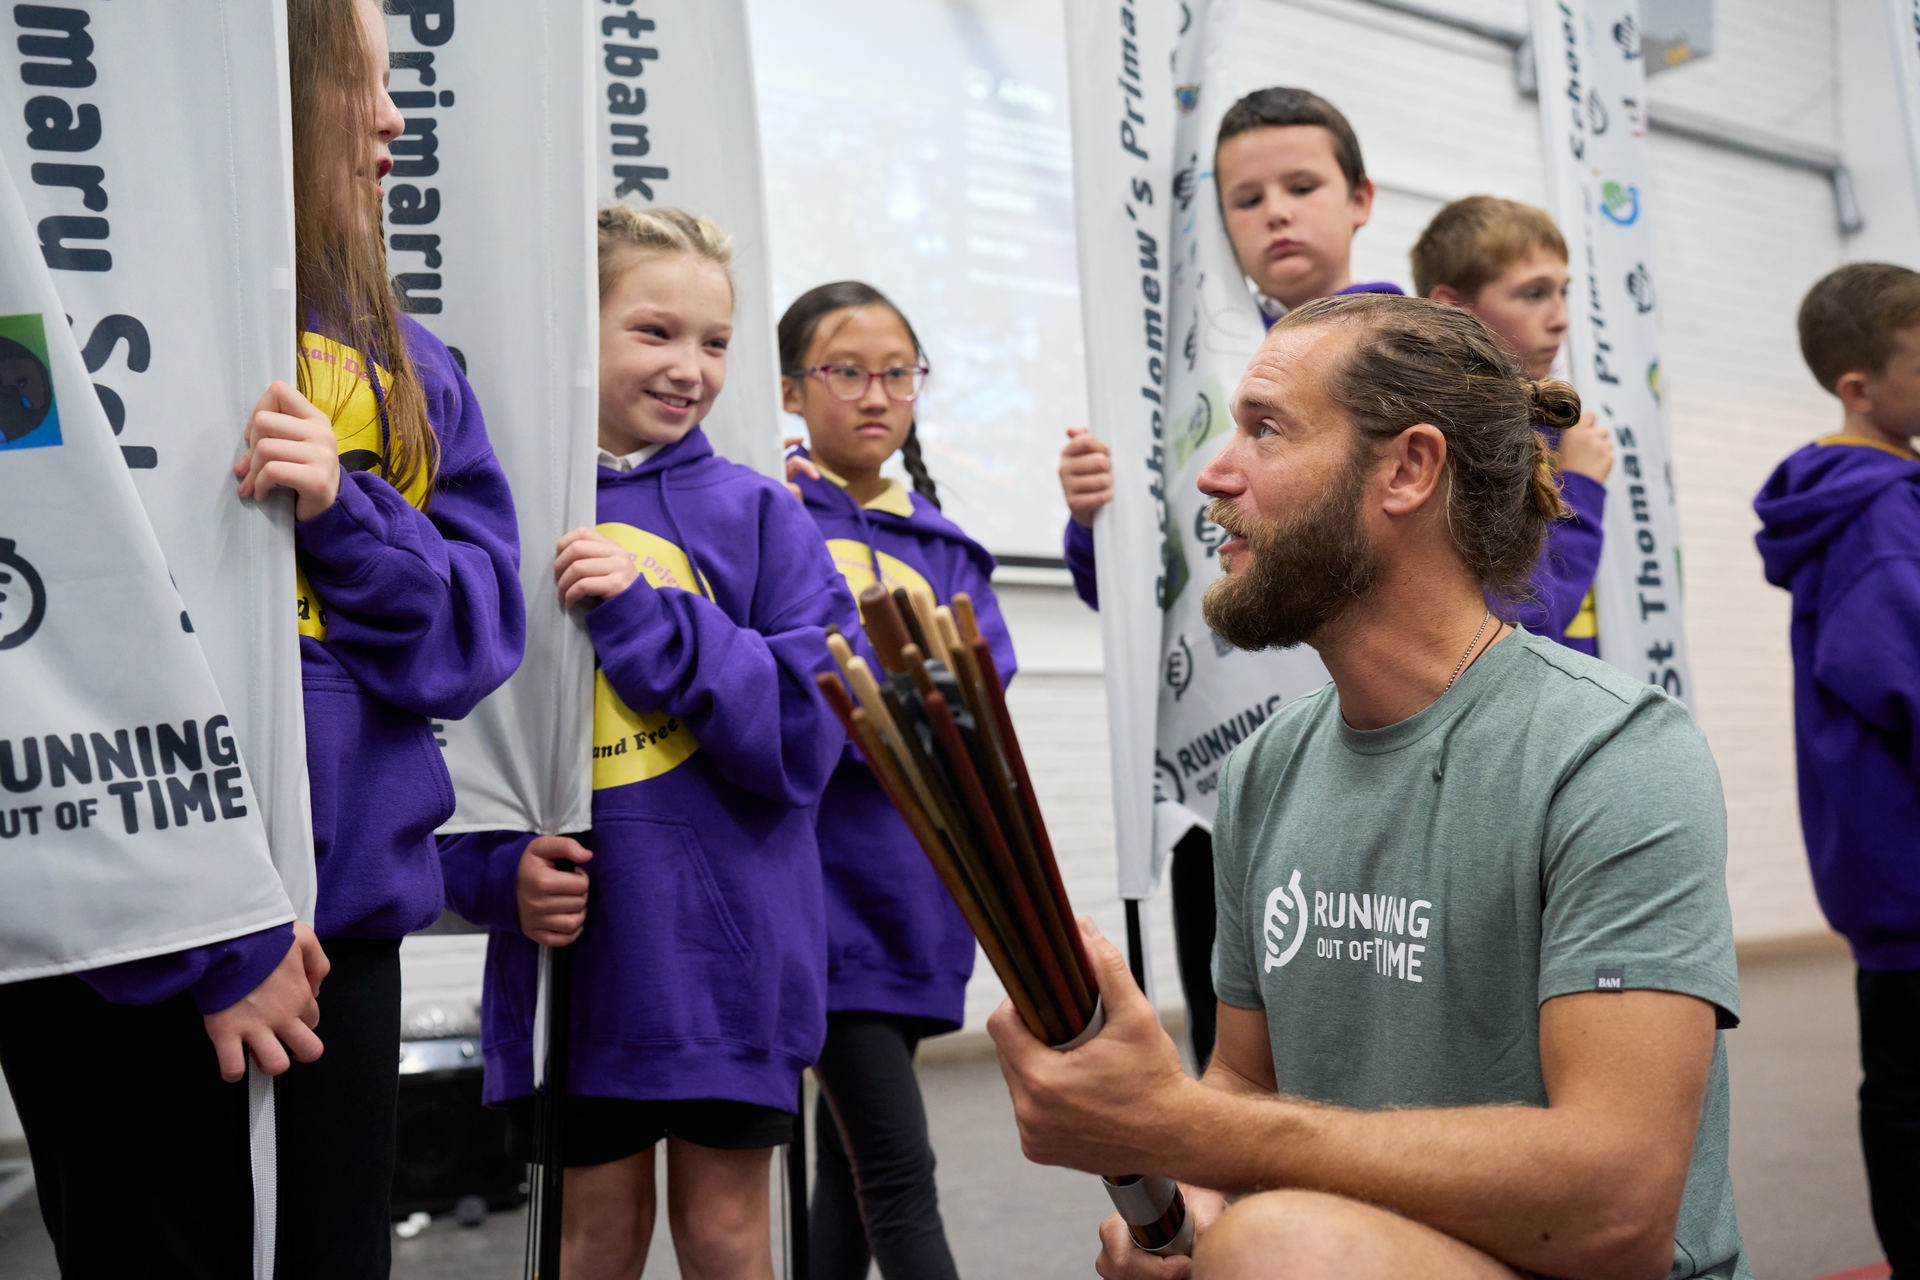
[{"x1": 0, "y1": 949, "x2": 1889, "y2": 1278}]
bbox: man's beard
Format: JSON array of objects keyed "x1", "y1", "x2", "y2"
[{"x1": 1201, "y1": 459, "x2": 1380, "y2": 651}]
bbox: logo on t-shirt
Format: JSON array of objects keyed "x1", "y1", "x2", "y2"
[
  {"x1": 1595, "y1": 967, "x2": 1625, "y2": 991},
  {"x1": 1262, "y1": 869, "x2": 1309, "y2": 972}
]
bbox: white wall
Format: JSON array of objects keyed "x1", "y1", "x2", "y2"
[{"x1": 962, "y1": 0, "x2": 1866, "y2": 1037}]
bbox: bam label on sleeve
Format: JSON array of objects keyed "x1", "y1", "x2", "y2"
[{"x1": 1595, "y1": 967, "x2": 1625, "y2": 992}]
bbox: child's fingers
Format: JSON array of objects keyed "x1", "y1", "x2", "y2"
[
  {"x1": 553, "y1": 537, "x2": 624, "y2": 580},
  {"x1": 555, "y1": 527, "x2": 603, "y2": 554},
  {"x1": 556, "y1": 556, "x2": 633, "y2": 604}
]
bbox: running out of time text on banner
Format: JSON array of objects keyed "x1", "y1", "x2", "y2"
[
  {"x1": 0, "y1": 151, "x2": 292, "y2": 984},
  {"x1": 0, "y1": 0, "x2": 313, "y2": 910}
]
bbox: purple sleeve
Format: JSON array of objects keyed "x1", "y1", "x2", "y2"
[
  {"x1": 81, "y1": 922, "x2": 296, "y2": 1015},
  {"x1": 587, "y1": 493, "x2": 855, "y2": 807},
  {"x1": 438, "y1": 830, "x2": 536, "y2": 934},
  {"x1": 1063, "y1": 517, "x2": 1099, "y2": 611},
  {"x1": 1514, "y1": 473, "x2": 1605, "y2": 641},
  {"x1": 294, "y1": 342, "x2": 526, "y2": 720},
  {"x1": 950, "y1": 551, "x2": 1019, "y2": 688},
  {"x1": 1815, "y1": 556, "x2": 1920, "y2": 776}
]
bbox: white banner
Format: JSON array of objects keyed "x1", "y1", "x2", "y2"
[
  {"x1": 384, "y1": 1, "x2": 598, "y2": 837},
  {"x1": 0, "y1": 152, "x2": 291, "y2": 981},
  {"x1": 1154, "y1": 0, "x2": 1335, "y2": 859},
  {"x1": 1064, "y1": 0, "x2": 1180, "y2": 899},
  {"x1": 592, "y1": 0, "x2": 779, "y2": 477},
  {"x1": 1069, "y1": 0, "x2": 1332, "y2": 897},
  {"x1": 1891, "y1": 0, "x2": 1920, "y2": 213},
  {"x1": 0, "y1": 0, "x2": 313, "y2": 910},
  {"x1": 1530, "y1": 1, "x2": 1693, "y2": 702}
]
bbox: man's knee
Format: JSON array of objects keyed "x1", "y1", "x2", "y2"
[{"x1": 1193, "y1": 1190, "x2": 1380, "y2": 1280}]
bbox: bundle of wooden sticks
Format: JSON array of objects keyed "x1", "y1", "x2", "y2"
[{"x1": 817, "y1": 584, "x2": 1192, "y2": 1257}]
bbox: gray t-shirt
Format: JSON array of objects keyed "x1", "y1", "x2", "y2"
[{"x1": 1211, "y1": 629, "x2": 1748, "y2": 1279}]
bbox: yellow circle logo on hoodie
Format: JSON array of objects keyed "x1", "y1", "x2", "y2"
[
  {"x1": 592, "y1": 522, "x2": 709, "y2": 789},
  {"x1": 825, "y1": 539, "x2": 932, "y2": 601}
]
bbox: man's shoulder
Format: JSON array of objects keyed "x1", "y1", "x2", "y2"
[{"x1": 1229, "y1": 681, "x2": 1339, "y2": 771}]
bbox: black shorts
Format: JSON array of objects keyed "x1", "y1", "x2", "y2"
[{"x1": 507, "y1": 1094, "x2": 797, "y2": 1168}]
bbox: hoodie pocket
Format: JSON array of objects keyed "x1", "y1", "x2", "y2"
[{"x1": 581, "y1": 817, "x2": 756, "y2": 1045}]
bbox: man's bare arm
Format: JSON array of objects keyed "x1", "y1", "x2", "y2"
[{"x1": 993, "y1": 926, "x2": 1716, "y2": 1280}]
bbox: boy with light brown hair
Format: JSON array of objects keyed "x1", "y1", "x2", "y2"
[{"x1": 1413, "y1": 195, "x2": 1612, "y2": 653}]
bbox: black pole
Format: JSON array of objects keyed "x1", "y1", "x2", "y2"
[
  {"x1": 787, "y1": 1077, "x2": 810, "y2": 1279},
  {"x1": 525, "y1": 915, "x2": 575, "y2": 1280},
  {"x1": 1124, "y1": 898, "x2": 1147, "y2": 990}
]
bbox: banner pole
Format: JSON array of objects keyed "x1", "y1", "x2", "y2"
[
  {"x1": 787, "y1": 1079, "x2": 810, "y2": 1279},
  {"x1": 526, "y1": 939, "x2": 574, "y2": 1280},
  {"x1": 1124, "y1": 899, "x2": 1148, "y2": 991}
]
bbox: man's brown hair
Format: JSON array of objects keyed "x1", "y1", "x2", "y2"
[
  {"x1": 1410, "y1": 196, "x2": 1568, "y2": 300},
  {"x1": 1275, "y1": 294, "x2": 1577, "y2": 601},
  {"x1": 1215, "y1": 88, "x2": 1365, "y2": 193},
  {"x1": 1797, "y1": 263, "x2": 1920, "y2": 394}
]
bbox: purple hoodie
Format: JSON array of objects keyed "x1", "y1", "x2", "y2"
[
  {"x1": 1064, "y1": 281, "x2": 1406, "y2": 609},
  {"x1": 1754, "y1": 435, "x2": 1920, "y2": 970},
  {"x1": 1508, "y1": 446, "x2": 1605, "y2": 656},
  {"x1": 791, "y1": 451, "x2": 1018, "y2": 1031},
  {"x1": 441, "y1": 427, "x2": 855, "y2": 1110},
  {"x1": 84, "y1": 317, "x2": 525, "y2": 1011}
]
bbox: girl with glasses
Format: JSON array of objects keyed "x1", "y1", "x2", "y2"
[{"x1": 780, "y1": 281, "x2": 1018, "y2": 1280}]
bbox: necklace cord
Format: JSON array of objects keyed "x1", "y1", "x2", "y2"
[{"x1": 1443, "y1": 610, "x2": 1493, "y2": 694}]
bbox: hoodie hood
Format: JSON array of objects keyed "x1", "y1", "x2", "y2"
[
  {"x1": 1754, "y1": 437, "x2": 1920, "y2": 589},
  {"x1": 789, "y1": 445, "x2": 998, "y2": 584}
]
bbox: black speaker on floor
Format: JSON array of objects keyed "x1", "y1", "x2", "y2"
[{"x1": 392, "y1": 1038, "x2": 526, "y2": 1220}]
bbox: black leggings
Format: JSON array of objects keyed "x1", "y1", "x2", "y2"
[
  {"x1": 1859, "y1": 967, "x2": 1920, "y2": 1279},
  {"x1": 0, "y1": 937, "x2": 401, "y2": 1280},
  {"x1": 809, "y1": 1012, "x2": 958, "y2": 1280},
  {"x1": 1170, "y1": 827, "x2": 1218, "y2": 1072}
]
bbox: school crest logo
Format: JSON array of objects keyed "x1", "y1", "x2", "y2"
[{"x1": 1261, "y1": 869, "x2": 1309, "y2": 972}]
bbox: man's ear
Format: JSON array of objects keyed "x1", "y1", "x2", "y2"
[
  {"x1": 780, "y1": 376, "x2": 805, "y2": 416},
  {"x1": 1428, "y1": 283, "x2": 1466, "y2": 307},
  {"x1": 1379, "y1": 423, "x2": 1448, "y2": 518},
  {"x1": 1833, "y1": 369, "x2": 1875, "y2": 420},
  {"x1": 1348, "y1": 176, "x2": 1376, "y2": 234}
]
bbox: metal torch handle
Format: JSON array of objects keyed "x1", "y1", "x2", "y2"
[{"x1": 1102, "y1": 1174, "x2": 1194, "y2": 1256}]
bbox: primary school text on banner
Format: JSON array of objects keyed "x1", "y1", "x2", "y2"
[
  {"x1": 594, "y1": 0, "x2": 781, "y2": 477},
  {"x1": 0, "y1": 152, "x2": 292, "y2": 984},
  {"x1": 384, "y1": 0, "x2": 599, "y2": 837},
  {"x1": 1529, "y1": 0, "x2": 1693, "y2": 702},
  {"x1": 0, "y1": 0, "x2": 313, "y2": 909}
]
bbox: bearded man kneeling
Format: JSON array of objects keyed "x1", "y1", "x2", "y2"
[{"x1": 989, "y1": 294, "x2": 1749, "y2": 1280}]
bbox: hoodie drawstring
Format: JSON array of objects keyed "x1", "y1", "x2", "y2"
[{"x1": 656, "y1": 468, "x2": 713, "y2": 603}]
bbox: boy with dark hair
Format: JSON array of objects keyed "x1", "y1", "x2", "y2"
[
  {"x1": 1755, "y1": 261, "x2": 1920, "y2": 1276},
  {"x1": 1413, "y1": 195, "x2": 1614, "y2": 653},
  {"x1": 1055, "y1": 86, "x2": 1402, "y2": 1071},
  {"x1": 1060, "y1": 88, "x2": 1398, "y2": 578}
]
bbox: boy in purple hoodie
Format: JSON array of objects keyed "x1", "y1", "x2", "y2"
[
  {"x1": 1755, "y1": 262, "x2": 1920, "y2": 1275},
  {"x1": 779, "y1": 280, "x2": 1018, "y2": 1280},
  {"x1": 1413, "y1": 195, "x2": 1615, "y2": 654},
  {"x1": 1055, "y1": 86, "x2": 1401, "y2": 1073},
  {"x1": 1059, "y1": 86, "x2": 1402, "y2": 612},
  {"x1": 440, "y1": 208, "x2": 853, "y2": 1280}
]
